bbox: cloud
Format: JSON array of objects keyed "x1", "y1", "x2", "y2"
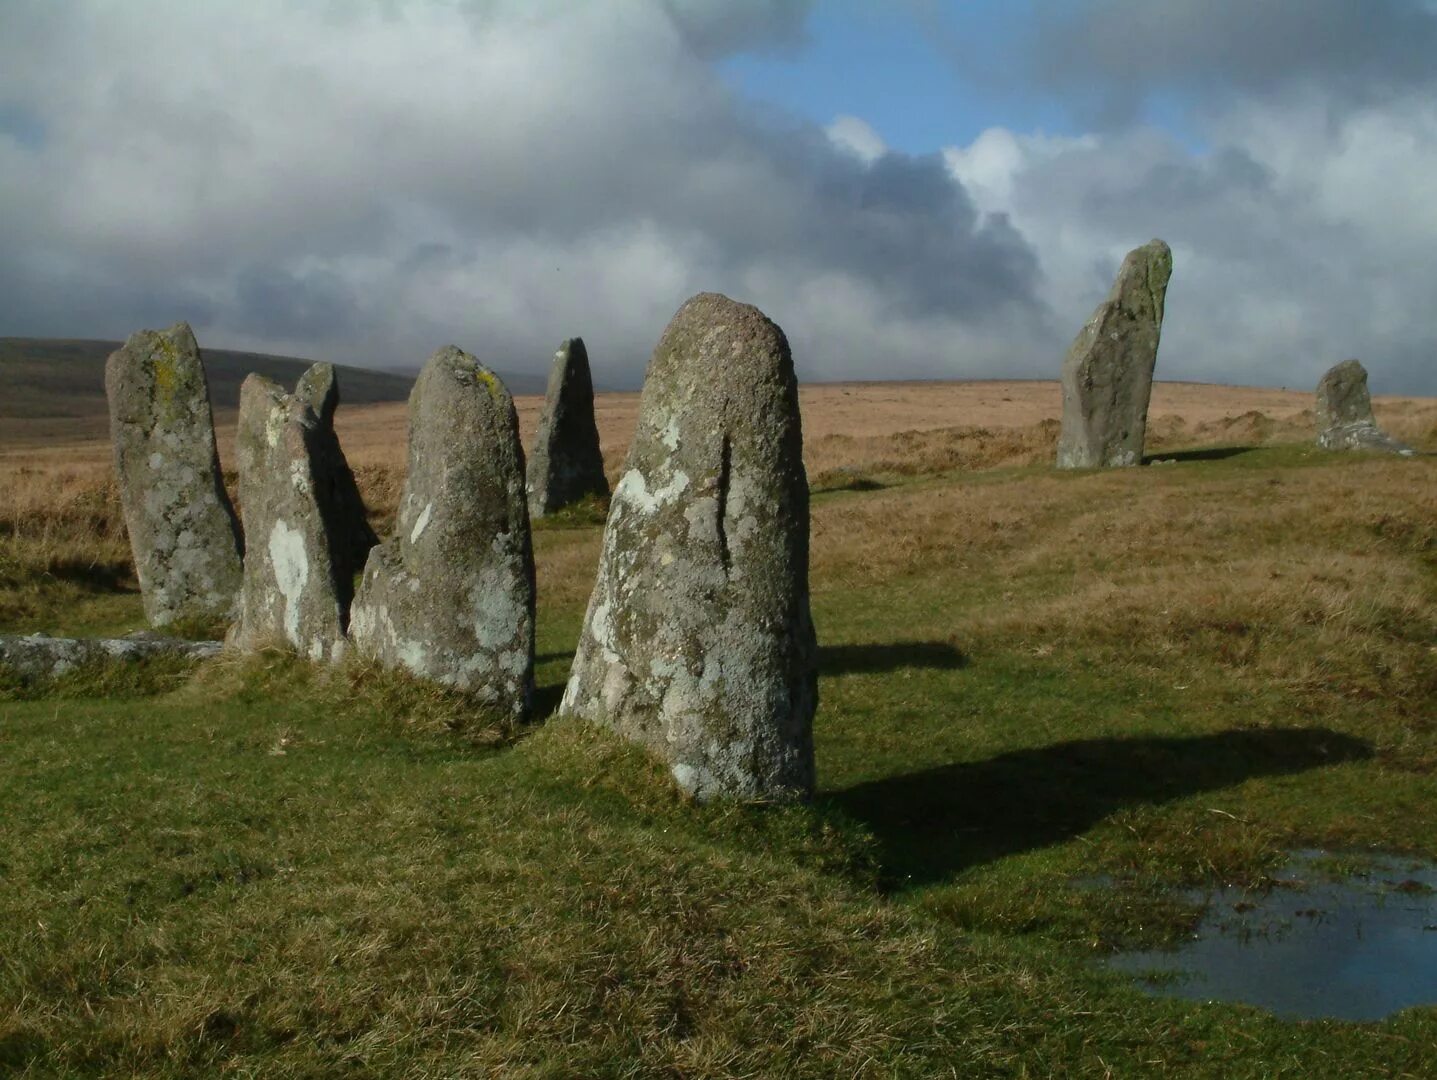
[
  {"x1": 0, "y1": 0, "x2": 1047, "y2": 385},
  {"x1": 3, "y1": 1, "x2": 1435, "y2": 394},
  {"x1": 945, "y1": 90, "x2": 1437, "y2": 392},
  {"x1": 1027, "y1": 0, "x2": 1437, "y2": 122}
]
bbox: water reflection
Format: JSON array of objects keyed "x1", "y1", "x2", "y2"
[{"x1": 1109, "y1": 851, "x2": 1437, "y2": 1021}]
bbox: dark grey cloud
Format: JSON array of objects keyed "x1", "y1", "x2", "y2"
[
  {"x1": 1029, "y1": 0, "x2": 1437, "y2": 121},
  {"x1": 661, "y1": 0, "x2": 814, "y2": 56},
  {"x1": 0, "y1": 0, "x2": 1051, "y2": 384}
]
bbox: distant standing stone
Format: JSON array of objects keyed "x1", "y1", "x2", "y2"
[
  {"x1": 1315, "y1": 359, "x2": 1415, "y2": 455},
  {"x1": 349, "y1": 347, "x2": 535, "y2": 717},
  {"x1": 105, "y1": 322, "x2": 244, "y2": 627},
  {"x1": 1056, "y1": 239, "x2": 1173, "y2": 469},
  {"x1": 560, "y1": 292, "x2": 817, "y2": 803},
  {"x1": 526, "y1": 337, "x2": 610, "y2": 517},
  {"x1": 227, "y1": 374, "x2": 362, "y2": 662}
]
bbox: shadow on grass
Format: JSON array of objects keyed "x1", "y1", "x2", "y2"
[
  {"x1": 531, "y1": 679, "x2": 570, "y2": 721},
  {"x1": 821, "y1": 641, "x2": 967, "y2": 675},
  {"x1": 829, "y1": 727, "x2": 1372, "y2": 889},
  {"x1": 33, "y1": 559, "x2": 135, "y2": 592},
  {"x1": 1144, "y1": 446, "x2": 1256, "y2": 464}
]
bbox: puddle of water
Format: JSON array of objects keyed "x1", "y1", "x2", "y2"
[{"x1": 1108, "y1": 852, "x2": 1437, "y2": 1021}]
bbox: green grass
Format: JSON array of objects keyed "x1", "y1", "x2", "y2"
[{"x1": 3, "y1": 447, "x2": 1436, "y2": 1076}]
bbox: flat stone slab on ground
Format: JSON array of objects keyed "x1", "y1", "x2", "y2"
[{"x1": 0, "y1": 633, "x2": 221, "y2": 683}]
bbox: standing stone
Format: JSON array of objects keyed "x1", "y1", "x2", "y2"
[
  {"x1": 1315, "y1": 359, "x2": 1415, "y2": 455},
  {"x1": 527, "y1": 337, "x2": 610, "y2": 517},
  {"x1": 349, "y1": 347, "x2": 535, "y2": 717},
  {"x1": 105, "y1": 322, "x2": 244, "y2": 627},
  {"x1": 559, "y1": 292, "x2": 817, "y2": 803},
  {"x1": 1056, "y1": 239, "x2": 1173, "y2": 469},
  {"x1": 227, "y1": 374, "x2": 359, "y2": 662},
  {"x1": 293, "y1": 362, "x2": 379, "y2": 572}
]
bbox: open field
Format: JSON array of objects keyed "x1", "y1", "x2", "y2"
[{"x1": 2, "y1": 381, "x2": 1436, "y2": 1075}]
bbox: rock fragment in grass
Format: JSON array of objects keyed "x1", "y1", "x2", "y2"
[
  {"x1": 227, "y1": 372, "x2": 371, "y2": 662},
  {"x1": 105, "y1": 322, "x2": 244, "y2": 627},
  {"x1": 1057, "y1": 239, "x2": 1172, "y2": 469},
  {"x1": 1315, "y1": 359, "x2": 1415, "y2": 455},
  {"x1": 348, "y1": 347, "x2": 535, "y2": 718},
  {"x1": 0, "y1": 632, "x2": 221, "y2": 685},
  {"x1": 526, "y1": 337, "x2": 610, "y2": 518},
  {"x1": 560, "y1": 292, "x2": 817, "y2": 802}
]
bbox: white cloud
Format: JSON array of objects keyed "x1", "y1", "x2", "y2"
[
  {"x1": 825, "y1": 115, "x2": 887, "y2": 164},
  {"x1": 0, "y1": 0, "x2": 1047, "y2": 384},
  {"x1": 944, "y1": 93, "x2": 1437, "y2": 392}
]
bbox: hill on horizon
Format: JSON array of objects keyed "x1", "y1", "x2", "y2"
[{"x1": 0, "y1": 337, "x2": 552, "y2": 447}]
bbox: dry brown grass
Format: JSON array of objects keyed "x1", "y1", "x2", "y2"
[{"x1": 2, "y1": 379, "x2": 1434, "y2": 635}]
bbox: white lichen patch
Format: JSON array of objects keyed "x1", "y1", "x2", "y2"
[
  {"x1": 409, "y1": 501, "x2": 434, "y2": 544},
  {"x1": 267, "y1": 519, "x2": 310, "y2": 645}
]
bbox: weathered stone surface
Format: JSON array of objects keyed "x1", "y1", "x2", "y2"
[
  {"x1": 1056, "y1": 239, "x2": 1173, "y2": 469},
  {"x1": 527, "y1": 337, "x2": 610, "y2": 517},
  {"x1": 349, "y1": 347, "x2": 535, "y2": 716},
  {"x1": 1315, "y1": 359, "x2": 1415, "y2": 455},
  {"x1": 105, "y1": 323, "x2": 243, "y2": 626},
  {"x1": 294, "y1": 362, "x2": 379, "y2": 573},
  {"x1": 0, "y1": 632, "x2": 221, "y2": 684},
  {"x1": 559, "y1": 292, "x2": 817, "y2": 803},
  {"x1": 227, "y1": 374, "x2": 363, "y2": 661}
]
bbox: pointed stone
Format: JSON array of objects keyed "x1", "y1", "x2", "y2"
[
  {"x1": 104, "y1": 322, "x2": 244, "y2": 627},
  {"x1": 1057, "y1": 239, "x2": 1173, "y2": 468},
  {"x1": 559, "y1": 292, "x2": 817, "y2": 803},
  {"x1": 293, "y1": 362, "x2": 379, "y2": 573},
  {"x1": 349, "y1": 347, "x2": 535, "y2": 717},
  {"x1": 227, "y1": 374, "x2": 359, "y2": 662},
  {"x1": 294, "y1": 360, "x2": 339, "y2": 425},
  {"x1": 1315, "y1": 359, "x2": 1415, "y2": 455},
  {"x1": 526, "y1": 337, "x2": 609, "y2": 517}
]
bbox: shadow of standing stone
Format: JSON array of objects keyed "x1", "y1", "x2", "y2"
[
  {"x1": 349, "y1": 347, "x2": 535, "y2": 718},
  {"x1": 527, "y1": 338, "x2": 609, "y2": 518},
  {"x1": 560, "y1": 292, "x2": 817, "y2": 803},
  {"x1": 105, "y1": 323, "x2": 243, "y2": 627},
  {"x1": 1057, "y1": 239, "x2": 1172, "y2": 469}
]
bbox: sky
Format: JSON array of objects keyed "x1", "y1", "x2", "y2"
[{"x1": 2, "y1": 0, "x2": 1436, "y2": 392}]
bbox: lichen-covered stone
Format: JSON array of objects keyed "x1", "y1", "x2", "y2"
[
  {"x1": 226, "y1": 374, "x2": 360, "y2": 661},
  {"x1": 293, "y1": 362, "x2": 378, "y2": 572},
  {"x1": 0, "y1": 632, "x2": 221, "y2": 685},
  {"x1": 349, "y1": 347, "x2": 535, "y2": 716},
  {"x1": 1057, "y1": 240, "x2": 1173, "y2": 469},
  {"x1": 559, "y1": 292, "x2": 817, "y2": 803},
  {"x1": 1315, "y1": 359, "x2": 1415, "y2": 455},
  {"x1": 527, "y1": 337, "x2": 610, "y2": 517},
  {"x1": 105, "y1": 322, "x2": 243, "y2": 626}
]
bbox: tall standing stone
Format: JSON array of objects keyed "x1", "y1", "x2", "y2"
[
  {"x1": 349, "y1": 347, "x2": 535, "y2": 717},
  {"x1": 105, "y1": 322, "x2": 244, "y2": 628},
  {"x1": 293, "y1": 362, "x2": 379, "y2": 572},
  {"x1": 1056, "y1": 239, "x2": 1173, "y2": 469},
  {"x1": 1315, "y1": 359, "x2": 1415, "y2": 455},
  {"x1": 559, "y1": 292, "x2": 817, "y2": 803},
  {"x1": 526, "y1": 337, "x2": 610, "y2": 517},
  {"x1": 227, "y1": 374, "x2": 361, "y2": 662}
]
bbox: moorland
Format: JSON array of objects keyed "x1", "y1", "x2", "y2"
[{"x1": 2, "y1": 373, "x2": 1435, "y2": 1076}]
